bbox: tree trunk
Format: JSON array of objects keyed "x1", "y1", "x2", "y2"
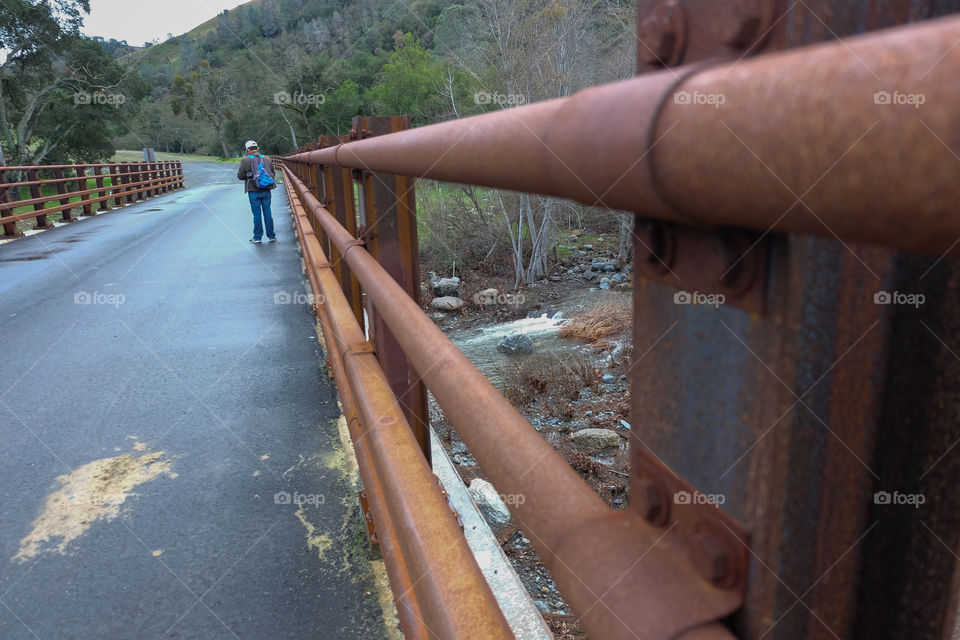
[
  {"x1": 615, "y1": 212, "x2": 634, "y2": 268},
  {"x1": 278, "y1": 105, "x2": 299, "y2": 149},
  {"x1": 497, "y1": 191, "x2": 524, "y2": 290}
]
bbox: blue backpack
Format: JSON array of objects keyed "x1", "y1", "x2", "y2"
[{"x1": 252, "y1": 156, "x2": 275, "y2": 188}]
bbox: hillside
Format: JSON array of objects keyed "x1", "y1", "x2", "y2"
[
  {"x1": 113, "y1": 0, "x2": 634, "y2": 158},
  {"x1": 114, "y1": 0, "x2": 471, "y2": 156}
]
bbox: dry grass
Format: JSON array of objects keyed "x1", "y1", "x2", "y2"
[
  {"x1": 566, "y1": 451, "x2": 605, "y2": 476},
  {"x1": 501, "y1": 353, "x2": 601, "y2": 406},
  {"x1": 558, "y1": 297, "x2": 631, "y2": 343}
]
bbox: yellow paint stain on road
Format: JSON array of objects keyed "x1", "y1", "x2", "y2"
[
  {"x1": 282, "y1": 452, "x2": 326, "y2": 480},
  {"x1": 14, "y1": 452, "x2": 175, "y2": 562},
  {"x1": 295, "y1": 507, "x2": 332, "y2": 561}
]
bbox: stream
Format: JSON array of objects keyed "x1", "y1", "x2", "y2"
[{"x1": 447, "y1": 289, "x2": 628, "y2": 389}]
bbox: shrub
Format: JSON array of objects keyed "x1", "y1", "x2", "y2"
[
  {"x1": 557, "y1": 298, "x2": 631, "y2": 343},
  {"x1": 501, "y1": 352, "x2": 601, "y2": 406}
]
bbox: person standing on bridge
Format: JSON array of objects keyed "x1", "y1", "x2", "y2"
[{"x1": 238, "y1": 140, "x2": 277, "y2": 243}]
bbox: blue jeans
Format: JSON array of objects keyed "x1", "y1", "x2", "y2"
[{"x1": 248, "y1": 190, "x2": 274, "y2": 240}]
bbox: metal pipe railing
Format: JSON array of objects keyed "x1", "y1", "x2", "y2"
[
  {"x1": 284, "y1": 177, "x2": 433, "y2": 639},
  {"x1": 288, "y1": 15, "x2": 960, "y2": 256},
  {"x1": 281, "y1": 172, "x2": 514, "y2": 639},
  {"x1": 283, "y1": 165, "x2": 740, "y2": 640}
]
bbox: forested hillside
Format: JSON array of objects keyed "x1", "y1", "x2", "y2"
[{"x1": 116, "y1": 0, "x2": 636, "y2": 157}]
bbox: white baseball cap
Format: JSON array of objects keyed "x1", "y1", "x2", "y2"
[{"x1": 245, "y1": 140, "x2": 258, "y2": 149}]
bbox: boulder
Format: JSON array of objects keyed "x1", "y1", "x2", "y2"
[
  {"x1": 601, "y1": 373, "x2": 616, "y2": 383},
  {"x1": 599, "y1": 278, "x2": 611, "y2": 290},
  {"x1": 497, "y1": 333, "x2": 534, "y2": 355},
  {"x1": 475, "y1": 288, "x2": 499, "y2": 306},
  {"x1": 430, "y1": 296, "x2": 464, "y2": 312},
  {"x1": 571, "y1": 428, "x2": 621, "y2": 449},
  {"x1": 432, "y1": 277, "x2": 461, "y2": 297},
  {"x1": 468, "y1": 478, "x2": 511, "y2": 529}
]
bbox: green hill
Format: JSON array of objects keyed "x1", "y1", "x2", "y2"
[
  {"x1": 112, "y1": 0, "x2": 633, "y2": 158},
  {"x1": 114, "y1": 0, "x2": 464, "y2": 156}
]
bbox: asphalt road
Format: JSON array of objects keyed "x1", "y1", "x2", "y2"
[{"x1": 0, "y1": 162, "x2": 388, "y2": 639}]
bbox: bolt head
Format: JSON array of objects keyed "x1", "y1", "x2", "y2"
[
  {"x1": 636, "y1": 478, "x2": 670, "y2": 526},
  {"x1": 638, "y1": 1, "x2": 685, "y2": 66},
  {"x1": 718, "y1": 0, "x2": 769, "y2": 49},
  {"x1": 688, "y1": 524, "x2": 741, "y2": 589}
]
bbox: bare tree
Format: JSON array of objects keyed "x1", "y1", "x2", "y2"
[{"x1": 450, "y1": 0, "x2": 604, "y2": 287}]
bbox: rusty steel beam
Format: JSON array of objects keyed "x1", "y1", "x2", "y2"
[
  {"x1": 0, "y1": 163, "x2": 182, "y2": 215},
  {"x1": 282, "y1": 171, "x2": 514, "y2": 640},
  {"x1": 320, "y1": 135, "x2": 365, "y2": 327},
  {"x1": 288, "y1": 16, "x2": 960, "y2": 256},
  {"x1": 0, "y1": 165, "x2": 18, "y2": 237},
  {"x1": 51, "y1": 167, "x2": 74, "y2": 223},
  {"x1": 25, "y1": 167, "x2": 49, "y2": 229},
  {"x1": 283, "y1": 165, "x2": 744, "y2": 640},
  {"x1": 121, "y1": 164, "x2": 135, "y2": 204},
  {"x1": 633, "y1": 2, "x2": 960, "y2": 639},
  {"x1": 91, "y1": 166, "x2": 110, "y2": 212},
  {"x1": 351, "y1": 115, "x2": 431, "y2": 463}
]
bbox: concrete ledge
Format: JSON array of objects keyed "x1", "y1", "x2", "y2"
[{"x1": 431, "y1": 429, "x2": 553, "y2": 640}]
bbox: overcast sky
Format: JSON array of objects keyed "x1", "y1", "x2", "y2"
[{"x1": 81, "y1": 0, "x2": 249, "y2": 46}]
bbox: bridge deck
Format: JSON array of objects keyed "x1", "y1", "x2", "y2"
[{"x1": 0, "y1": 163, "x2": 388, "y2": 639}]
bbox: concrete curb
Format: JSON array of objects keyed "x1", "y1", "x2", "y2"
[{"x1": 430, "y1": 429, "x2": 554, "y2": 640}]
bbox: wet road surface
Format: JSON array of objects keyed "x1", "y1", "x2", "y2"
[{"x1": 0, "y1": 162, "x2": 387, "y2": 639}]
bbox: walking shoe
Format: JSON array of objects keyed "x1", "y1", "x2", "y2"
[
  {"x1": 267, "y1": 236, "x2": 277, "y2": 242},
  {"x1": 250, "y1": 238, "x2": 262, "y2": 243}
]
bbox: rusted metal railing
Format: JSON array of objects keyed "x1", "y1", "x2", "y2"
[
  {"x1": 288, "y1": 17, "x2": 960, "y2": 258},
  {"x1": 280, "y1": 12, "x2": 960, "y2": 640},
  {"x1": 0, "y1": 161, "x2": 185, "y2": 237}
]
